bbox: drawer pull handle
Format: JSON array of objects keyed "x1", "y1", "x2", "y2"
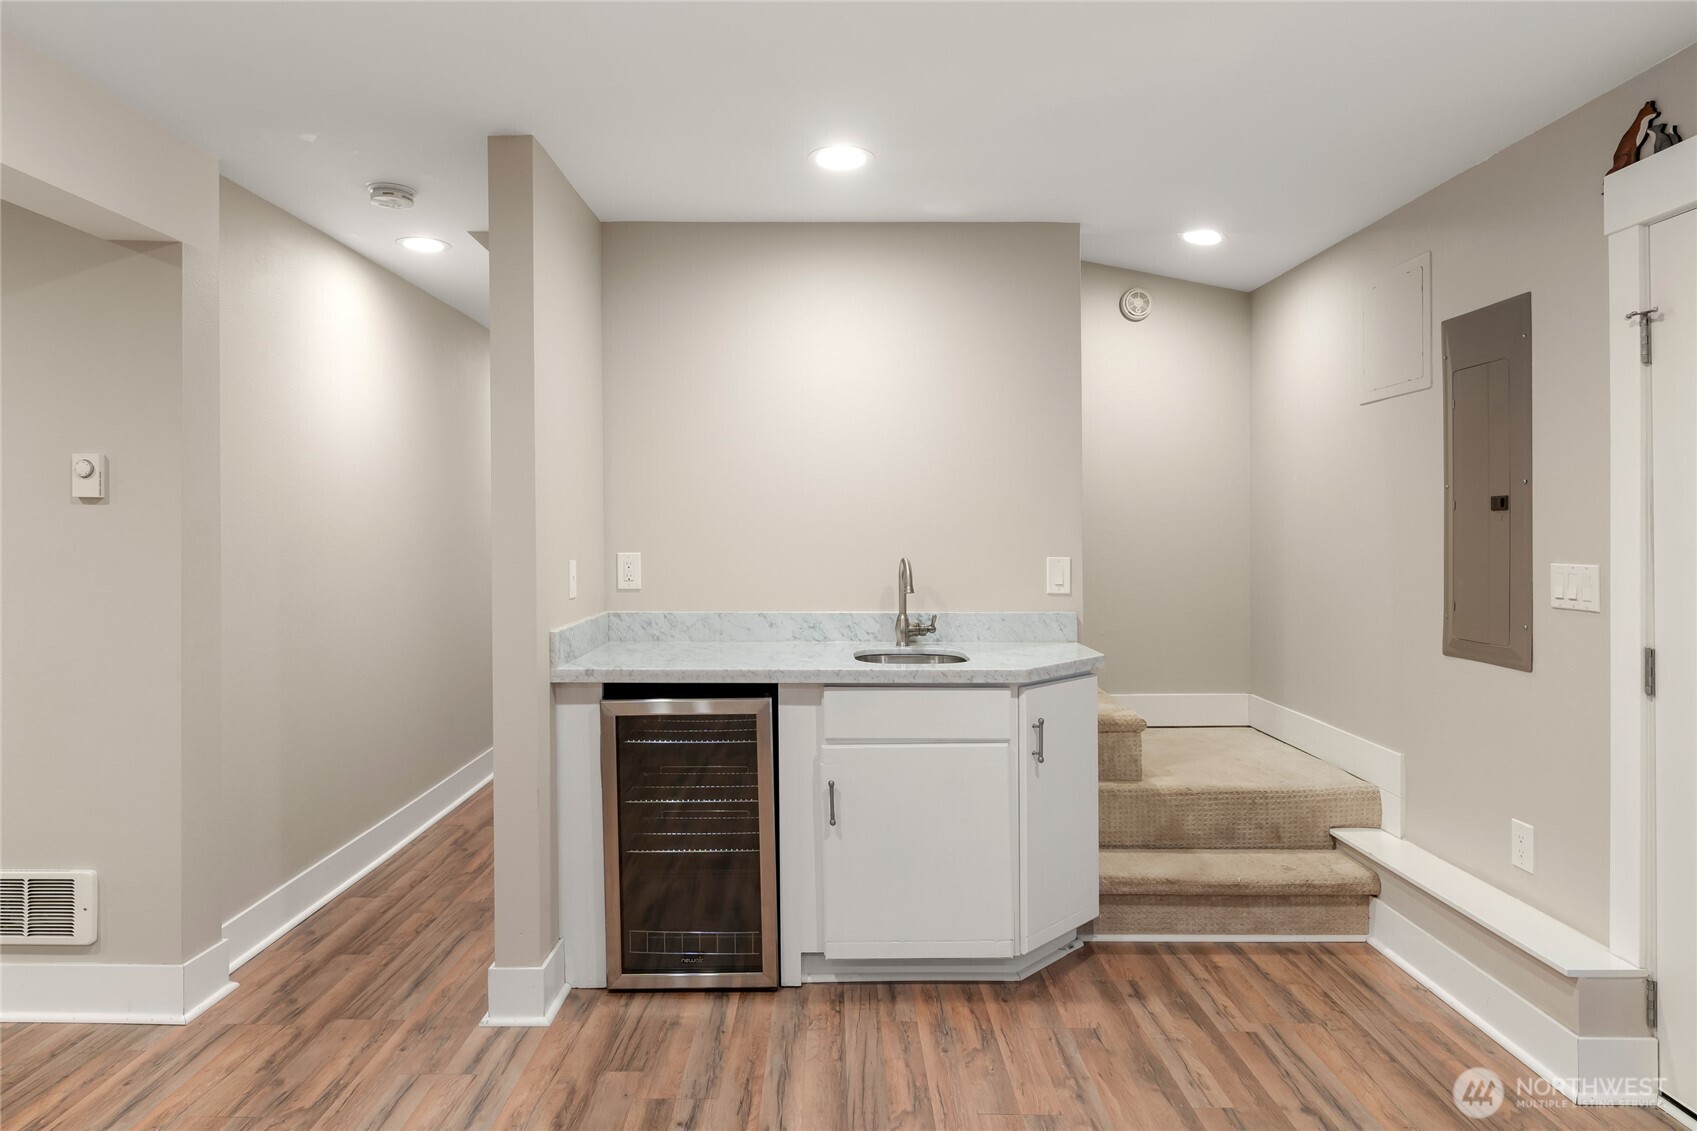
[
  {"x1": 1031, "y1": 718, "x2": 1046, "y2": 764},
  {"x1": 828, "y1": 780, "x2": 837, "y2": 827}
]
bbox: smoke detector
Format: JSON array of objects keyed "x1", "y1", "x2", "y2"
[{"x1": 367, "y1": 183, "x2": 416, "y2": 210}]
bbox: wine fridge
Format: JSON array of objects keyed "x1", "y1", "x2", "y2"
[{"x1": 601, "y1": 688, "x2": 778, "y2": 989}]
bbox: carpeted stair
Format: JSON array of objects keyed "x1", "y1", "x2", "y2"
[{"x1": 1093, "y1": 707, "x2": 1381, "y2": 936}]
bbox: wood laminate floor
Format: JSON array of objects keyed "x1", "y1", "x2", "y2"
[{"x1": 0, "y1": 787, "x2": 1672, "y2": 1130}]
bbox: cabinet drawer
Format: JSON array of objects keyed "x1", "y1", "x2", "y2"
[{"x1": 822, "y1": 687, "x2": 1010, "y2": 743}]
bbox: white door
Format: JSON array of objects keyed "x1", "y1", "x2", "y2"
[
  {"x1": 1652, "y1": 205, "x2": 1697, "y2": 1112},
  {"x1": 1018, "y1": 675, "x2": 1100, "y2": 953},
  {"x1": 819, "y1": 743, "x2": 1015, "y2": 960}
]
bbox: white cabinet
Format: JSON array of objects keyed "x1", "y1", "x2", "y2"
[
  {"x1": 805, "y1": 675, "x2": 1099, "y2": 970},
  {"x1": 819, "y1": 743, "x2": 1015, "y2": 959},
  {"x1": 1018, "y1": 676, "x2": 1100, "y2": 952}
]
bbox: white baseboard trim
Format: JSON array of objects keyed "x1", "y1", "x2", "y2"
[
  {"x1": 1248, "y1": 697, "x2": 1405, "y2": 835},
  {"x1": 1661, "y1": 1097, "x2": 1697, "y2": 1130},
  {"x1": 0, "y1": 938, "x2": 237, "y2": 1025},
  {"x1": 1085, "y1": 933, "x2": 1366, "y2": 944},
  {"x1": 1368, "y1": 900, "x2": 1658, "y2": 1106},
  {"x1": 800, "y1": 935, "x2": 1083, "y2": 983},
  {"x1": 224, "y1": 747, "x2": 493, "y2": 973},
  {"x1": 484, "y1": 938, "x2": 569, "y2": 1026},
  {"x1": 1113, "y1": 692, "x2": 1249, "y2": 728}
]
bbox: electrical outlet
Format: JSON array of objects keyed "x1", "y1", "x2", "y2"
[
  {"x1": 617, "y1": 552, "x2": 642, "y2": 591},
  {"x1": 1511, "y1": 819, "x2": 1535, "y2": 873},
  {"x1": 569, "y1": 559, "x2": 578, "y2": 600}
]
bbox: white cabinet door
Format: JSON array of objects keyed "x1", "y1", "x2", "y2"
[
  {"x1": 819, "y1": 744, "x2": 1016, "y2": 959},
  {"x1": 1018, "y1": 676, "x2": 1099, "y2": 952}
]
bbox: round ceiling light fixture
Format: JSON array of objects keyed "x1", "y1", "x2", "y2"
[
  {"x1": 1181, "y1": 228, "x2": 1224, "y2": 246},
  {"x1": 810, "y1": 145, "x2": 872, "y2": 171},
  {"x1": 367, "y1": 182, "x2": 417, "y2": 209},
  {"x1": 397, "y1": 236, "x2": 451, "y2": 254}
]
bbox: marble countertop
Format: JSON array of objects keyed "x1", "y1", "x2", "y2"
[{"x1": 551, "y1": 639, "x2": 1103, "y2": 685}]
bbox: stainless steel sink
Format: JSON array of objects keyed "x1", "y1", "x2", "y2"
[{"x1": 853, "y1": 649, "x2": 969, "y2": 665}]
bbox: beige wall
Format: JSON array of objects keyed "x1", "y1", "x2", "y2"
[
  {"x1": 1082, "y1": 263, "x2": 1252, "y2": 693},
  {"x1": 218, "y1": 180, "x2": 492, "y2": 922},
  {"x1": 601, "y1": 222, "x2": 1084, "y2": 615},
  {"x1": 488, "y1": 136, "x2": 604, "y2": 971},
  {"x1": 1, "y1": 35, "x2": 223, "y2": 975},
  {"x1": 1, "y1": 203, "x2": 192, "y2": 964},
  {"x1": 1250, "y1": 46, "x2": 1697, "y2": 940},
  {"x1": 1, "y1": 33, "x2": 218, "y2": 247}
]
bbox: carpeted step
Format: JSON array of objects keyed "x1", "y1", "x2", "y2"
[
  {"x1": 1094, "y1": 846, "x2": 1379, "y2": 935},
  {"x1": 1100, "y1": 727, "x2": 1380, "y2": 849},
  {"x1": 1099, "y1": 847, "x2": 1380, "y2": 897},
  {"x1": 1097, "y1": 690, "x2": 1146, "y2": 782},
  {"x1": 1093, "y1": 893, "x2": 1372, "y2": 936}
]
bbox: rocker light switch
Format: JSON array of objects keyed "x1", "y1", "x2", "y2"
[
  {"x1": 71, "y1": 453, "x2": 106, "y2": 500},
  {"x1": 1550, "y1": 564, "x2": 1600, "y2": 612},
  {"x1": 1046, "y1": 556, "x2": 1072, "y2": 595}
]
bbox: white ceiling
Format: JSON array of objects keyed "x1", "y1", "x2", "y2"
[{"x1": 5, "y1": 2, "x2": 1693, "y2": 324}]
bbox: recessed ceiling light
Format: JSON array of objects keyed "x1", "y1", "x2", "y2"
[
  {"x1": 810, "y1": 145, "x2": 872, "y2": 172},
  {"x1": 397, "y1": 236, "x2": 450, "y2": 253},
  {"x1": 1182, "y1": 229, "x2": 1224, "y2": 246}
]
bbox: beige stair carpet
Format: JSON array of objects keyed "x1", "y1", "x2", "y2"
[
  {"x1": 1092, "y1": 727, "x2": 1383, "y2": 936},
  {"x1": 1093, "y1": 894, "x2": 1373, "y2": 935},
  {"x1": 1094, "y1": 847, "x2": 1380, "y2": 934},
  {"x1": 1098, "y1": 847, "x2": 1381, "y2": 897},
  {"x1": 1096, "y1": 689, "x2": 1146, "y2": 782},
  {"x1": 1100, "y1": 727, "x2": 1380, "y2": 850}
]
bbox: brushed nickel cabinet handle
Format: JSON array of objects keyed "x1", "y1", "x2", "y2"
[
  {"x1": 1031, "y1": 718, "x2": 1046, "y2": 763},
  {"x1": 828, "y1": 780, "x2": 837, "y2": 827}
]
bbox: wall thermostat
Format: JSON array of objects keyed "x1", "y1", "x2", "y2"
[
  {"x1": 71, "y1": 452, "x2": 107, "y2": 500},
  {"x1": 1120, "y1": 288, "x2": 1152, "y2": 322}
]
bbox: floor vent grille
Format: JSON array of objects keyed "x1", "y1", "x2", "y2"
[{"x1": 0, "y1": 871, "x2": 97, "y2": 945}]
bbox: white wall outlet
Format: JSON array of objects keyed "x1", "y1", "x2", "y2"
[
  {"x1": 616, "y1": 552, "x2": 642, "y2": 591},
  {"x1": 568, "y1": 559, "x2": 578, "y2": 600},
  {"x1": 1549, "y1": 564, "x2": 1601, "y2": 612},
  {"x1": 1511, "y1": 819, "x2": 1535, "y2": 873},
  {"x1": 70, "y1": 452, "x2": 106, "y2": 500},
  {"x1": 1045, "y1": 556, "x2": 1072, "y2": 596}
]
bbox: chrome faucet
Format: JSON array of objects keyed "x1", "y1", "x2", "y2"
[{"x1": 895, "y1": 557, "x2": 938, "y2": 646}]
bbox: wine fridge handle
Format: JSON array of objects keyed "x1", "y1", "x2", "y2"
[{"x1": 827, "y1": 780, "x2": 837, "y2": 827}]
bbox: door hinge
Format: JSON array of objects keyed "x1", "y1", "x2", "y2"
[
  {"x1": 1648, "y1": 978, "x2": 1658, "y2": 1030},
  {"x1": 1626, "y1": 308, "x2": 1658, "y2": 365},
  {"x1": 1645, "y1": 647, "x2": 1657, "y2": 699}
]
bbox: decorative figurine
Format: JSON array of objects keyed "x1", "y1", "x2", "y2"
[
  {"x1": 1609, "y1": 101, "x2": 1661, "y2": 174},
  {"x1": 1651, "y1": 121, "x2": 1685, "y2": 154}
]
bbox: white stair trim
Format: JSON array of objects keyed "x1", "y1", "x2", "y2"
[
  {"x1": 1369, "y1": 900, "x2": 1657, "y2": 1106},
  {"x1": 223, "y1": 747, "x2": 493, "y2": 972},
  {"x1": 1337, "y1": 828, "x2": 1641, "y2": 979},
  {"x1": 484, "y1": 937, "x2": 569, "y2": 1026},
  {"x1": 0, "y1": 938, "x2": 237, "y2": 1025},
  {"x1": 1112, "y1": 692, "x2": 1248, "y2": 727},
  {"x1": 1247, "y1": 697, "x2": 1405, "y2": 834}
]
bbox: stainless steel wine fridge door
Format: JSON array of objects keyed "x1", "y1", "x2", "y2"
[{"x1": 601, "y1": 697, "x2": 778, "y2": 989}]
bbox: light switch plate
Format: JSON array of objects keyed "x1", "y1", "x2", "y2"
[
  {"x1": 71, "y1": 452, "x2": 106, "y2": 500},
  {"x1": 1511, "y1": 819, "x2": 1535, "y2": 873},
  {"x1": 568, "y1": 559, "x2": 578, "y2": 600},
  {"x1": 1045, "y1": 556, "x2": 1072, "y2": 596},
  {"x1": 1549, "y1": 563, "x2": 1600, "y2": 612},
  {"x1": 617, "y1": 552, "x2": 642, "y2": 591}
]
